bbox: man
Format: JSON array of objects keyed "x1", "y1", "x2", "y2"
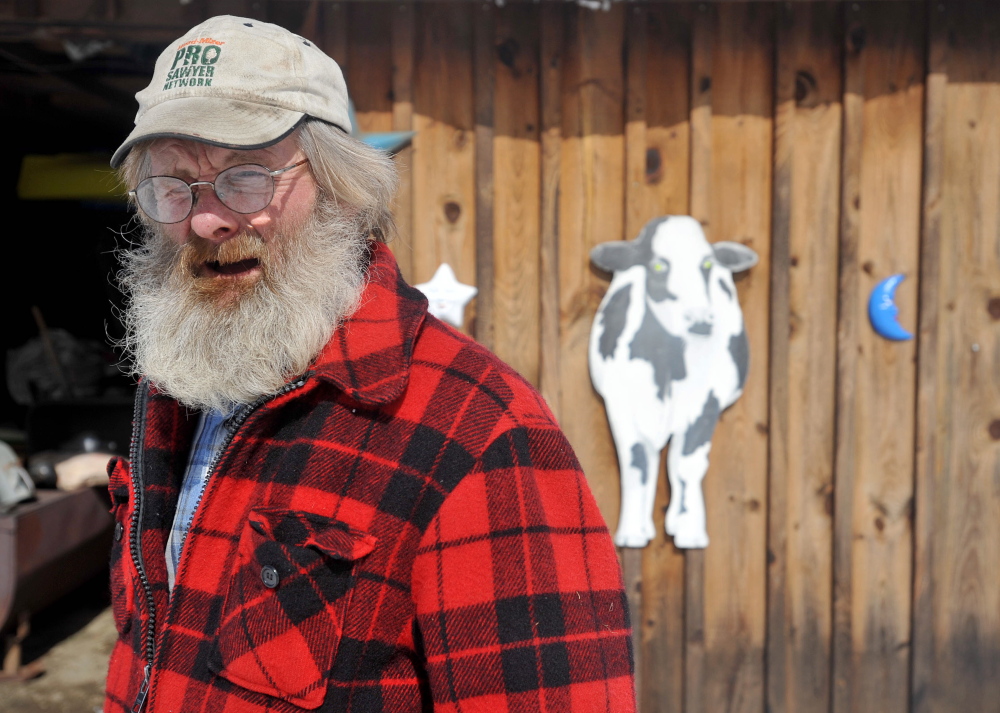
[{"x1": 105, "y1": 15, "x2": 634, "y2": 713}]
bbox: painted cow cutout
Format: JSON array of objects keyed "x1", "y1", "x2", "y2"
[{"x1": 589, "y1": 216, "x2": 758, "y2": 548}]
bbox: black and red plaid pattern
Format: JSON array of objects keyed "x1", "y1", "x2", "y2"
[{"x1": 104, "y1": 243, "x2": 635, "y2": 712}]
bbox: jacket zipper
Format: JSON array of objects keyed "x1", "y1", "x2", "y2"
[
  {"x1": 128, "y1": 376, "x2": 310, "y2": 713},
  {"x1": 127, "y1": 384, "x2": 154, "y2": 713}
]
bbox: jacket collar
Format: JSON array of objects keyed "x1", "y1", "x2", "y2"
[{"x1": 311, "y1": 241, "x2": 428, "y2": 406}]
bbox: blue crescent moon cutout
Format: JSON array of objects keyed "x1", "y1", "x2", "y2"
[{"x1": 869, "y1": 273, "x2": 914, "y2": 341}]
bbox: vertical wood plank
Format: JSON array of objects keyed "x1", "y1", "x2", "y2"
[
  {"x1": 473, "y1": 2, "x2": 495, "y2": 348},
  {"x1": 347, "y1": 3, "x2": 392, "y2": 133},
  {"x1": 832, "y1": 4, "x2": 924, "y2": 713},
  {"x1": 391, "y1": 2, "x2": 415, "y2": 283},
  {"x1": 412, "y1": 2, "x2": 476, "y2": 324},
  {"x1": 767, "y1": 4, "x2": 841, "y2": 713},
  {"x1": 557, "y1": 3, "x2": 625, "y2": 534},
  {"x1": 625, "y1": 5, "x2": 692, "y2": 713},
  {"x1": 320, "y1": 2, "x2": 347, "y2": 72},
  {"x1": 539, "y1": 2, "x2": 563, "y2": 418},
  {"x1": 492, "y1": 5, "x2": 540, "y2": 384},
  {"x1": 699, "y1": 4, "x2": 773, "y2": 713},
  {"x1": 912, "y1": 3, "x2": 1000, "y2": 713}
]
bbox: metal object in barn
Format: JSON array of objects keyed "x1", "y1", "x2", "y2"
[
  {"x1": 868, "y1": 273, "x2": 914, "y2": 341},
  {"x1": 588, "y1": 216, "x2": 757, "y2": 549},
  {"x1": 0, "y1": 488, "x2": 114, "y2": 679}
]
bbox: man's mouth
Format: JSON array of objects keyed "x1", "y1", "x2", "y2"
[{"x1": 203, "y1": 258, "x2": 261, "y2": 277}]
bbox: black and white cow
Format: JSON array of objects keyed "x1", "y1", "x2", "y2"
[{"x1": 589, "y1": 215, "x2": 758, "y2": 548}]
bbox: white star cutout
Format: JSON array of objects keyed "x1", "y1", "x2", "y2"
[{"x1": 414, "y1": 264, "x2": 478, "y2": 328}]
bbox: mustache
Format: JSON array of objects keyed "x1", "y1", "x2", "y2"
[{"x1": 180, "y1": 232, "x2": 268, "y2": 272}]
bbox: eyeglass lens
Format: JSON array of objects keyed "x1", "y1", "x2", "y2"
[{"x1": 134, "y1": 164, "x2": 276, "y2": 224}]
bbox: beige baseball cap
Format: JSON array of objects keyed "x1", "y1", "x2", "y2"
[{"x1": 111, "y1": 15, "x2": 350, "y2": 168}]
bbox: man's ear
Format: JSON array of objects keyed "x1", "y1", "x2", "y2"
[{"x1": 712, "y1": 242, "x2": 759, "y2": 273}]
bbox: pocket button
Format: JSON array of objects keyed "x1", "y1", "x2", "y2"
[
  {"x1": 115, "y1": 522, "x2": 124, "y2": 541},
  {"x1": 261, "y1": 565, "x2": 279, "y2": 589}
]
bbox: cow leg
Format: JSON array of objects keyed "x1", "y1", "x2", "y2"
[
  {"x1": 612, "y1": 435, "x2": 659, "y2": 549},
  {"x1": 665, "y1": 438, "x2": 711, "y2": 549}
]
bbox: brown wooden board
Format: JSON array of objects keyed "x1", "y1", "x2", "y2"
[
  {"x1": 411, "y1": 2, "x2": 476, "y2": 329},
  {"x1": 491, "y1": 3, "x2": 541, "y2": 387},
  {"x1": 347, "y1": 3, "x2": 393, "y2": 133},
  {"x1": 556, "y1": 3, "x2": 625, "y2": 535},
  {"x1": 538, "y1": 2, "x2": 563, "y2": 418},
  {"x1": 473, "y1": 2, "x2": 495, "y2": 349},
  {"x1": 390, "y1": 3, "x2": 415, "y2": 283},
  {"x1": 832, "y1": 4, "x2": 924, "y2": 713},
  {"x1": 624, "y1": 4, "x2": 691, "y2": 712},
  {"x1": 693, "y1": 4, "x2": 773, "y2": 713},
  {"x1": 767, "y1": 4, "x2": 841, "y2": 713},
  {"x1": 912, "y1": 3, "x2": 1000, "y2": 712}
]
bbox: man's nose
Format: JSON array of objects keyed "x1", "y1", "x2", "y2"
[{"x1": 189, "y1": 185, "x2": 241, "y2": 243}]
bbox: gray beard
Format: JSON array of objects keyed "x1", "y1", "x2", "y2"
[{"x1": 117, "y1": 198, "x2": 369, "y2": 412}]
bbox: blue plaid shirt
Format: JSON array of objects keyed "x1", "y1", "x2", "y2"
[{"x1": 165, "y1": 407, "x2": 242, "y2": 591}]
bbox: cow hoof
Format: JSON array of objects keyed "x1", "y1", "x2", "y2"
[
  {"x1": 665, "y1": 511, "x2": 679, "y2": 536},
  {"x1": 614, "y1": 530, "x2": 653, "y2": 548},
  {"x1": 672, "y1": 531, "x2": 709, "y2": 549}
]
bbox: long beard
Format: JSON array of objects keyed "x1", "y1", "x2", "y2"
[{"x1": 117, "y1": 197, "x2": 369, "y2": 411}]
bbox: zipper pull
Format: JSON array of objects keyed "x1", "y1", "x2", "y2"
[{"x1": 132, "y1": 664, "x2": 151, "y2": 713}]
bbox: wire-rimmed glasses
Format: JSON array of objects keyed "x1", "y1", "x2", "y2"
[{"x1": 128, "y1": 159, "x2": 309, "y2": 224}]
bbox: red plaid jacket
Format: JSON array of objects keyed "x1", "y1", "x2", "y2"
[{"x1": 104, "y1": 243, "x2": 635, "y2": 713}]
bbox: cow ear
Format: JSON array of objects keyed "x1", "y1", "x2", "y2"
[
  {"x1": 591, "y1": 242, "x2": 639, "y2": 273},
  {"x1": 712, "y1": 242, "x2": 759, "y2": 273}
]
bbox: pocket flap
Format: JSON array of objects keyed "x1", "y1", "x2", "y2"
[{"x1": 248, "y1": 508, "x2": 376, "y2": 561}]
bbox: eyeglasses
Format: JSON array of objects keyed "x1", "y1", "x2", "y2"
[{"x1": 129, "y1": 159, "x2": 309, "y2": 224}]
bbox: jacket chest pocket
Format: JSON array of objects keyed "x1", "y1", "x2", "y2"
[{"x1": 208, "y1": 507, "x2": 376, "y2": 709}]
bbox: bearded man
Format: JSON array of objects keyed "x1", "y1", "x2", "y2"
[{"x1": 104, "y1": 15, "x2": 634, "y2": 713}]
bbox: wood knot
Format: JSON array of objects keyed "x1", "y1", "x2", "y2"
[
  {"x1": 862, "y1": 261, "x2": 875, "y2": 276},
  {"x1": 645, "y1": 147, "x2": 663, "y2": 184},
  {"x1": 987, "y1": 297, "x2": 1000, "y2": 320},
  {"x1": 794, "y1": 70, "x2": 817, "y2": 106},
  {"x1": 848, "y1": 24, "x2": 867, "y2": 53},
  {"x1": 496, "y1": 37, "x2": 518, "y2": 71},
  {"x1": 443, "y1": 201, "x2": 461, "y2": 224},
  {"x1": 989, "y1": 420, "x2": 1000, "y2": 441},
  {"x1": 699, "y1": 76, "x2": 711, "y2": 94}
]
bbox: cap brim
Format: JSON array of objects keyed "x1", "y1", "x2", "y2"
[{"x1": 111, "y1": 96, "x2": 305, "y2": 168}]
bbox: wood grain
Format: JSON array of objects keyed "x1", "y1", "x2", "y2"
[
  {"x1": 390, "y1": 2, "x2": 415, "y2": 283},
  {"x1": 556, "y1": 3, "x2": 625, "y2": 535},
  {"x1": 538, "y1": 2, "x2": 563, "y2": 419},
  {"x1": 473, "y1": 2, "x2": 495, "y2": 349},
  {"x1": 833, "y1": 5, "x2": 924, "y2": 713},
  {"x1": 912, "y1": 3, "x2": 1000, "y2": 712},
  {"x1": 412, "y1": 2, "x2": 476, "y2": 330},
  {"x1": 699, "y1": 4, "x2": 773, "y2": 713},
  {"x1": 767, "y1": 4, "x2": 841, "y2": 713},
  {"x1": 491, "y1": 4, "x2": 540, "y2": 384}
]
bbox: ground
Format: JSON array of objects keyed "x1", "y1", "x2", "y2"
[{"x1": 0, "y1": 574, "x2": 115, "y2": 713}]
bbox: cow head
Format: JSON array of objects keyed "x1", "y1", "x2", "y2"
[{"x1": 591, "y1": 216, "x2": 758, "y2": 337}]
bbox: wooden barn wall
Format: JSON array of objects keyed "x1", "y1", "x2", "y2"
[
  {"x1": 3, "y1": 0, "x2": 996, "y2": 710},
  {"x1": 339, "y1": 3, "x2": 1000, "y2": 711}
]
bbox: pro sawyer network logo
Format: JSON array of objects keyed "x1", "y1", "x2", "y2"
[{"x1": 162, "y1": 37, "x2": 224, "y2": 90}]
